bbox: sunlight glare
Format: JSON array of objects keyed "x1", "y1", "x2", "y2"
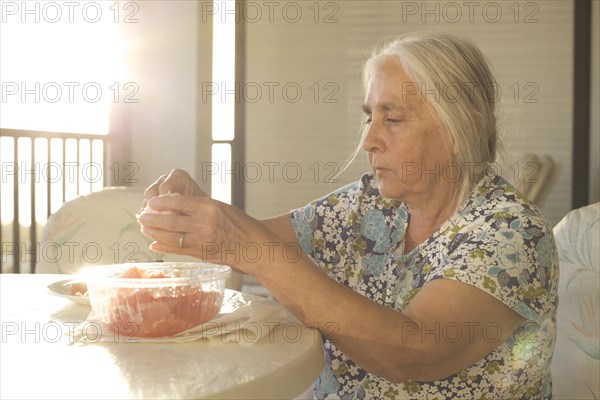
[
  {"x1": 211, "y1": 0, "x2": 236, "y2": 141},
  {"x1": 211, "y1": 143, "x2": 232, "y2": 204},
  {"x1": 0, "y1": 1, "x2": 125, "y2": 134}
]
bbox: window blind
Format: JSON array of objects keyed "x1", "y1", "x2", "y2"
[{"x1": 244, "y1": 0, "x2": 574, "y2": 225}]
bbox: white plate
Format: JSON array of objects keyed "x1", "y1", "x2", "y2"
[{"x1": 47, "y1": 279, "x2": 91, "y2": 306}]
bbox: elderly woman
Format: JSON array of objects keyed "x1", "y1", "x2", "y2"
[{"x1": 137, "y1": 32, "x2": 558, "y2": 399}]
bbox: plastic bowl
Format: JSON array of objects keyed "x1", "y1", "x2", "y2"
[{"x1": 84, "y1": 262, "x2": 231, "y2": 338}]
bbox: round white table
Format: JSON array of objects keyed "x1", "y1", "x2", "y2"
[{"x1": 0, "y1": 274, "x2": 324, "y2": 399}]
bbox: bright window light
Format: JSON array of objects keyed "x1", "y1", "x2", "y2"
[
  {"x1": 0, "y1": 137, "x2": 14, "y2": 222},
  {"x1": 1, "y1": 1, "x2": 121, "y2": 226},
  {"x1": 16, "y1": 138, "x2": 32, "y2": 226},
  {"x1": 0, "y1": 0, "x2": 125, "y2": 135},
  {"x1": 211, "y1": 0, "x2": 236, "y2": 141},
  {"x1": 211, "y1": 143, "x2": 232, "y2": 204}
]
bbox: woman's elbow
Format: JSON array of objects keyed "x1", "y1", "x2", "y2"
[
  {"x1": 369, "y1": 343, "x2": 453, "y2": 384},
  {"x1": 369, "y1": 353, "x2": 423, "y2": 384}
]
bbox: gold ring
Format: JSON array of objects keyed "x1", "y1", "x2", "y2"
[{"x1": 178, "y1": 232, "x2": 185, "y2": 248}]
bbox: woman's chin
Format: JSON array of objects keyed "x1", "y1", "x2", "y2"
[{"x1": 376, "y1": 184, "x2": 403, "y2": 200}]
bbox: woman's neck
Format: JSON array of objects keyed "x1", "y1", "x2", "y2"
[{"x1": 403, "y1": 192, "x2": 458, "y2": 253}]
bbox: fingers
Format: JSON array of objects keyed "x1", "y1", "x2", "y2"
[
  {"x1": 137, "y1": 197, "x2": 217, "y2": 235},
  {"x1": 146, "y1": 192, "x2": 213, "y2": 215},
  {"x1": 138, "y1": 175, "x2": 168, "y2": 215},
  {"x1": 148, "y1": 238, "x2": 208, "y2": 261},
  {"x1": 157, "y1": 169, "x2": 185, "y2": 195},
  {"x1": 140, "y1": 220, "x2": 219, "y2": 261},
  {"x1": 137, "y1": 195, "x2": 235, "y2": 264},
  {"x1": 143, "y1": 174, "x2": 168, "y2": 204},
  {"x1": 140, "y1": 225, "x2": 198, "y2": 249},
  {"x1": 141, "y1": 169, "x2": 208, "y2": 211},
  {"x1": 138, "y1": 195, "x2": 279, "y2": 270},
  {"x1": 159, "y1": 169, "x2": 207, "y2": 197}
]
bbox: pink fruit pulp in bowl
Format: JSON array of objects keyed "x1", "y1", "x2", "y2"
[{"x1": 84, "y1": 262, "x2": 231, "y2": 338}]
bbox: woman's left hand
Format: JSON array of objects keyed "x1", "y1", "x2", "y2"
[{"x1": 137, "y1": 193, "x2": 276, "y2": 273}]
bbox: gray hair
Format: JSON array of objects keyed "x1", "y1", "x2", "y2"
[{"x1": 355, "y1": 32, "x2": 500, "y2": 210}]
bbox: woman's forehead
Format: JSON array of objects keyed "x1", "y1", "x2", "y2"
[
  {"x1": 370, "y1": 56, "x2": 413, "y2": 82},
  {"x1": 366, "y1": 58, "x2": 426, "y2": 101}
]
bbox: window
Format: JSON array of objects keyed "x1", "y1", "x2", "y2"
[
  {"x1": 210, "y1": 0, "x2": 236, "y2": 205},
  {"x1": 0, "y1": 0, "x2": 126, "y2": 272}
]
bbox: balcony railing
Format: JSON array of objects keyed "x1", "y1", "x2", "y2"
[{"x1": 0, "y1": 128, "x2": 107, "y2": 273}]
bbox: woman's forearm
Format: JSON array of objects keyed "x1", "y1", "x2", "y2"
[{"x1": 250, "y1": 248, "x2": 423, "y2": 383}]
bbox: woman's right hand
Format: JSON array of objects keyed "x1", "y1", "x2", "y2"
[{"x1": 142, "y1": 169, "x2": 207, "y2": 207}]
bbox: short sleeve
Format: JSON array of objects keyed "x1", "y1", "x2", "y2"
[
  {"x1": 290, "y1": 178, "x2": 364, "y2": 263},
  {"x1": 428, "y1": 205, "x2": 559, "y2": 324},
  {"x1": 289, "y1": 174, "x2": 396, "y2": 274}
]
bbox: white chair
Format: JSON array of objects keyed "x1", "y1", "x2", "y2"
[
  {"x1": 551, "y1": 202, "x2": 600, "y2": 399},
  {"x1": 36, "y1": 187, "x2": 243, "y2": 290}
]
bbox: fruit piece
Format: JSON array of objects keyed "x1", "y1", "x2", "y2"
[{"x1": 70, "y1": 282, "x2": 88, "y2": 296}]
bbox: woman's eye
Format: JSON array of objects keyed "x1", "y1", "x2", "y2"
[
  {"x1": 386, "y1": 119, "x2": 401, "y2": 124},
  {"x1": 364, "y1": 117, "x2": 372, "y2": 124}
]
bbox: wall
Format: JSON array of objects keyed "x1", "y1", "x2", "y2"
[
  {"x1": 244, "y1": 0, "x2": 575, "y2": 226},
  {"x1": 117, "y1": 0, "x2": 598, "y2": 220},
  {"x1": 113, "y1": 1, "x2": 201, "y2": 188}
]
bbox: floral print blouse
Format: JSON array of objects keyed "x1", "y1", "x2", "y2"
[{"x1": 290, "y1": 171, "x2": 558, "y2": 400}]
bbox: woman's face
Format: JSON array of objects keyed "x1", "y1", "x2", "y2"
[{"x1": 362, "y1": 57, "x2": 457, "y2": 203}]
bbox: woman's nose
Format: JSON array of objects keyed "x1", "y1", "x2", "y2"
[{"x1": 362, "y1": 121, "x2": 383, "y2": 153}]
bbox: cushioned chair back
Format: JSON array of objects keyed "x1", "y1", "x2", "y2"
[
  {"x1": 551, "y1": 203, "x2": 600, "y2": 399},
  {"x1": 37, "y1": 187, "x2": 193, "y2": 272},
  {"x1": 36, "y1": 187, "x2": 242, "y2": 289}
]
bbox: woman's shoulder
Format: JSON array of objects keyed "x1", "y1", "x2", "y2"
[{"x1": 457, "y1": 171, "x2": 552, "y2": 232}]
